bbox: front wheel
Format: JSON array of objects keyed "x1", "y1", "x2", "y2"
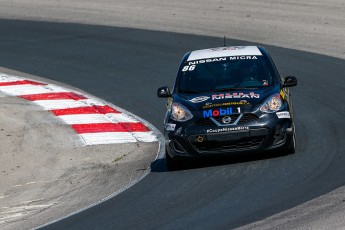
[
  {"x1": 165, "y1": 150, "x2": 181, "y2": 171},
  {"x1": 283, "y1": 130, "x2": 296, "y2": 155}
]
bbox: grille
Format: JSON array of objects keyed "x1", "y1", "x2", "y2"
[
  {"x1": 237, "y1": 113, "x2": 259, "y2": 125},
  {"x1": 195, "y1": 113, "x2": 259, "y2": 127},
  {"x1": 194, "y1": 118, "x2": 214, "y2": 126},
  {"x1": 192, "y1": 136, "x2": 264, "y2": 152}
]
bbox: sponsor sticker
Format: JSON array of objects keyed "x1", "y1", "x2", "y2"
[
  {"x1": 280, "y1": 89, "x2": 285, "y2": 99},
  {"x1": 175, "y1": 127, "x2": 182, "y2": 135},
  {"x1": 203, "y1": 107, "x2": 233, "y2": 118},
  {"x1": 187, "y1": 46, "x2": 262, "y2": 61},
  {"x1": 187, "y1": 57, "x2": 227, "y2": 66},
  {"x1": 202, "y1": 100, "x2": 249, "y2": 109},
  {"x1": 166, "y1": 123, "x2": 176, "y2": 131},
  {"x1": 186, "y1": 56, "x2": 258, "y2": 67},
  {"x1": 229, "y1": 56, "x2": 258, "y2": 60},
  {"x1": 207, "y1": 127, "x2": 249, "y2": 133},
  {"x1": 189, "y1": 96, "x2": 210, "y2": 103},
  {"x1": 210, "y1": 46, "x2": 246, "y2": 52},
  {"x1": 276, "y1": 111, "x2": 290, "y2": 119},
  {"x1": 212, "y1": 92, "x2": 259, "y2": 100}
]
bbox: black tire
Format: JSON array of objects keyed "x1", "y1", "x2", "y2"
[
  {"x1": 165, "y1": 150, "x2": 181, "y2": 171},
  {"x1": 283, "y1": 130, "x2": 296, "y2": 155}
]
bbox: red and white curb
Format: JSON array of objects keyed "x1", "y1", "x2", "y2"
[{"x1": 0, "y1": 73, "x2": 157, "y2": 145}]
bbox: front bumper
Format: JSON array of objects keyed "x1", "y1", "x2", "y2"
[{"x1": 165, "y1": 112, "x2": 294, "y2": 159}]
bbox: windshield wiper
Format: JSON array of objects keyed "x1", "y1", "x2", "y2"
[
  {"x1": 212, "y1": 88, "x2": 239, "y2": 92},
  {"x1": 178, "y1": 89, "x2": 200, "y2": 94}
]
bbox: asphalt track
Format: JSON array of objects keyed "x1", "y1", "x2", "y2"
[{"x1": 1, "y1": 20, "x2": 345, "y2": 229}]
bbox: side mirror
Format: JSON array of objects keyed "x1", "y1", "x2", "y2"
[
  {"x1": 282, "y1": 76, "x2": 297, "y2": 87},
  {"x1": 157, "y1": 86, "x2": 172, "y2": 98}
]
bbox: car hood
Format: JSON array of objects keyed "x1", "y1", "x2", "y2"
[{"x1": 173, "y1": 86, "x2": 280, "y2": 114}]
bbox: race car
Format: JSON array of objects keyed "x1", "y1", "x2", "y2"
[{"x1": 157, "y1": 46, "x2": 297, "y2": 169}]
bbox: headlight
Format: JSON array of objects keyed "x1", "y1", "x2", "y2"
[
  {"x1": 260, "y1": 94, "x2": 282, "y2": 113},
  {"x1": 171, "y1": 103, "x2": 193, "y2": 121}
]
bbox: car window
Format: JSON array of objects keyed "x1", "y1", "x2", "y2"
[{"x1": 177, "y1": 56, "x2": 277, "y2": 93}]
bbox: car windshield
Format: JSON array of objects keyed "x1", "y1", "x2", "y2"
[{"x1": 177, "y1": 56, "x2": 277, "y2": 93}]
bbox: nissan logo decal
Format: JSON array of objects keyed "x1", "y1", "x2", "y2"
[{"x1": 222, "y1": 116, "x2": 232, "y2": 124}]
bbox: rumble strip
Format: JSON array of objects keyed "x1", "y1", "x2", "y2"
[{"x1": 0, "y1": 73, "x2": 157, "y2": 145}]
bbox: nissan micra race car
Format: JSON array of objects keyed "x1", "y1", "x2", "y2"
[{"x1": 157, "y1": 46, "x2": 297, "y2": 169}]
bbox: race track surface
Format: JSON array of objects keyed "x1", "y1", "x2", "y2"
[{"x1": 1, "y1": 20, "x2": 345, "y2": 229}]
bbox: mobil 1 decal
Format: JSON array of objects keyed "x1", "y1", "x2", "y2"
[{"x1": 203, "y1": 107, "x2": 242, "y2": 118}]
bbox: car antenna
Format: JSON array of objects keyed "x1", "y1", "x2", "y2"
[{"x1": 223, "y1": 36, "x2": 226, "y2": 47}]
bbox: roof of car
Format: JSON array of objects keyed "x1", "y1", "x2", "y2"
[{"x1": 187, "y1": 46, "x2": 262, "y2": 61}]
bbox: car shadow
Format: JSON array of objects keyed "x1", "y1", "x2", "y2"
[{"x1": 150, "y1": 150, "x2": 289, "y2": 172}]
